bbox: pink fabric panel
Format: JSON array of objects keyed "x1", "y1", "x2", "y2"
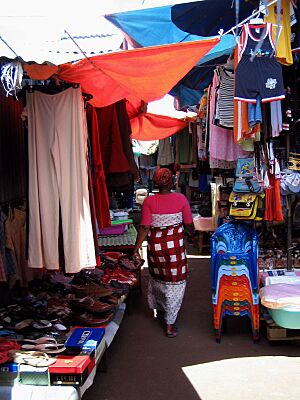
[{"x1": 209, "y1": 73, "x2": 246, "y2": 161}]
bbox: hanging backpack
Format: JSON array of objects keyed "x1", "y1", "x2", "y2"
[
  {"x1": 229, "y1": 192, "x2": 265, "y2": 221},
  {"x1": 233, "y1": 157, "x2": 263, "y2": 194}
]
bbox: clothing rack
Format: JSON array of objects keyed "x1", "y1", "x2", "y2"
[{"x1": 23, "y1": 81, "x2": 93, "y2": 101}]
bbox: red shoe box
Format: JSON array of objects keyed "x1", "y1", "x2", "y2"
[{"x1": 49, "y1": 355, "x2": 95, "y2": 386}]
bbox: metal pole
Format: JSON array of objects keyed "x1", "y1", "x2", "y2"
[{"x1": 286, "y1": 132, "x2": 292, "y2": 271}]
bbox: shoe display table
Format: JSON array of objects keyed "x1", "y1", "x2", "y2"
[
  {"x1": 0, "y1": 385, "x2": 79, "y2": 400},
  {"x1": 0, "y1": 303, "x2": 126, "y2": 399}
]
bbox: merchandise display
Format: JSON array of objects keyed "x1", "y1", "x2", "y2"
[
  {"x1": 0, "y1": 2, "x2": 300, "y2": 399},
  {"x1": 211, "y1": 222, "x2": 259, "y2": 342},
  {"x1": 0, "y1": 253, "x2": 142, "y2": 391}
]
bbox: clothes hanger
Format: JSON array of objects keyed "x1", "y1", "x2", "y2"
[{"x1": 249, "y1": 11, "x2": 265, "y2": 25}]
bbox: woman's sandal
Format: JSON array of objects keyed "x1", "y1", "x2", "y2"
[
  {"x1": 22, "y1": 337, "x2": 58, "y2": 345},
  {"x1": 21, "y1": 343, "x2": 66, "y2": 354},
  {"x1": 9, "y1": 350, "x2": 57, "y2": 367},
  {"x1": 166, "y1": 325, "x2": 178, "y2": 338}
]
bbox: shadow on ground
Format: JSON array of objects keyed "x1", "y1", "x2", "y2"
[{"x1": 83, "y1": 244, "x2": 300, "y2": 400}]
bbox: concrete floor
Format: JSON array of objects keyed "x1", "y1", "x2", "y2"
[{"x1": 83, "y1": 250, "x2": 300, "y2": 400}]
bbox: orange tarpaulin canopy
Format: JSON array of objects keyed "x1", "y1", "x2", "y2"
[
  {"x1": 125, "y1": 96, "x2": 188, "y2": 140},
  {"x1": 130, "y1": 113, "x2": 187, "y2": 140},
  {"x1": 57, "y1": 37, "x2": 219, "y2": 108}
]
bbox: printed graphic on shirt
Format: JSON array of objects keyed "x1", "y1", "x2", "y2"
[
  {"x1": 249, "y1": 48, "x2": 271, "y2": 57},
  {"x1": 265, "y1": 78, "x2": 277, "y2": 90}
]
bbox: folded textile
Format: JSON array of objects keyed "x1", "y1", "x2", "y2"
[{"x1": 260, "y1": 283, "x2": 300, "y2": 309}]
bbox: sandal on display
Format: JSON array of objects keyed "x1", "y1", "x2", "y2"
[
  {"x1": 50, "y1": 320, "x2": 68, "y2": 331},
  {"x1": 32, "y1": 320, "x2": 52, "y2": 330},
  {"x1": 0, "y1": 329, "x2": 18, "y2": 337},
  {"x1": 22, "y1": 337, "x2": 58, "y2": 345},
  {"x1": 21, "y1": 343, "x2": 66, "y2": 354},
  {"x1": 9, "y1": 350, "x2": 57, "y2": 367},
  {"x1": 14, "y1": 319, "x2": 34, "y2": 330}
]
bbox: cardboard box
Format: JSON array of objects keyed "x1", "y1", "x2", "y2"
[
  {"x1": 80, "y1": 337, "x2": 106, "y2": 366},
  {"x1": 65, "y1": 327, "x2": 106, "y2": 362},
  {"x1": 49, "y1": 355, "x2": 95, "y2": 386},
  {"x1": 0, "y1": 362, "x2": 19, "y2": 386},
  {"x1": 19, "y1": 364, "x2": 50, "y2": 386}
]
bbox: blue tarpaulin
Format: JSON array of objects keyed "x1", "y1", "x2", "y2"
[{"x1": 106, "y1": 1, "x2": 259, "y2": 105}]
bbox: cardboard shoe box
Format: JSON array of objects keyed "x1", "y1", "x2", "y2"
[
  {"x1": 19, "y1": 364, "x2": 50, "y2": 386},
  {"x1": 65, "y1": 327, "x2": 106, "y2": 363},
  {"x1": 49, "y1": 355, "x2": 95, "y2": 386},
  {"x1": 0, "y1": 362, "x2": 19, "y2": 386}
]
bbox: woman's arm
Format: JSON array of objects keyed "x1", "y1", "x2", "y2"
[
  {"x1": 133, "y1": 225, "x2": 151, "y2": 258},
  {"x1": 184, "y1": 222, "x2": 194, "y2": 238}
]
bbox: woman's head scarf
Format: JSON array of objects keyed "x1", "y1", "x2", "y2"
[{"x1": 153, "y1": 168, "x2": 173, "y2": 187}]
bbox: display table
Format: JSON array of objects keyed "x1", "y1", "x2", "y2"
[
  {"x1": 98, "y1": 224, "x2": 137, "y2": 253},
  {"x1": 0, "y1": 385, "x2": 79, "y2": 400},
  {"x1": 0, "y1": 303, "x2": 126, "y2": 400}
]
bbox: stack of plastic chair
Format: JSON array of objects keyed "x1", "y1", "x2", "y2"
[{"x1": 211, "y1": 222, "x2": 259, "y2": 342}]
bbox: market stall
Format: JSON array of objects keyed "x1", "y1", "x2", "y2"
[
  {"x1": 0, "y1": 1, "x2": 300, "y2": 397},
  {"x1": 107, "y1": 0, "x2": 299, "y2": 342}
]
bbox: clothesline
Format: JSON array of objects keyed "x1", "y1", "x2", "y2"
[{"x1": 221, "y1": 0, "x2": 279, "y2": 37}]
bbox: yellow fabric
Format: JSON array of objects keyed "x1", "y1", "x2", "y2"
[{"x1": 265, "y1": 0, "x2": 293, "y2": 65}]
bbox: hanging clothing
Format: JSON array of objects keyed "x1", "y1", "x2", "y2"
[
  {"x1": 291, "y1": 0, "x2": 300, "y2": 52},
  {"x1": 96, "y1": 100, "x2": 138, "y2": 191},
  {"x1": 115, "y1": 100, "x2": 139, "y2": 179},
  {"x1": 0, "y1": 211, "x2": 16, "y2": 282},
  {"x1": 270, "y1": 101, "x2": 283, "y2": 137},
  {"x1": 175, "y1": 126, "x2": 197, "y2": 165},
  {"x1": 0, "y1": 212, "x2": 8, "y2": 282},
  {"x1": 132, "y1": 140, "x2": 159, "y2": 156},
  {"x1": 96, "y1": 104, "x2": 130, "y2": 175},
  {"x1": 0, "y1": 249, "x2": 5, "y2": 282},
  {"x1": 87, "y1": 105, "x2": 111, "y2": 230},
  {"x1": 209, "y1": 71, "x2": 246, "y2": 168},
  {"x1": 198, "y1": 90, "x2": 209, "y2": 160},
  {"x1": 265, "y1": 0, "x2": 293, "y2": 65},
  {"x1": 264, "y1": 172, "x2": 284, "y2": 222},
  {"x1": 175, "y1": 127, "x2": 191, "y2": 164},
  {"x1": 5, "y1": 208, "x2": 32, "y2": 286},
  {"x1": 209, "y1": 159, "x2": 238, "y2": 169},
  {"x1": 248, "y1": 95, "x2": 262, "y2": 128},
  {"x1": 157, "y1": 138, "x2": 174, "y2": 166},
  {"x1": 233, "y1": 44, "x2": 261, "y2": 144},
  {"x1": 139, "y1": 154, "x2": 157, "y2": 169},
  {"x1": 235, "y1": 23, "x2": 285, "y2": 103},
  {"x1": 87, "y1": 161, "x2": 101, "y2": 267},
  {"x1": 26, "y1": 87, "x2": 96, "y2": 273},
  {"x1": 217, "y1": 67, "x2": 235, "y2": 128}
]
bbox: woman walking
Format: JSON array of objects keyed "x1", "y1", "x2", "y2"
[{"x1": 133, "y1": 168, "x2": 194, "y2": 338}]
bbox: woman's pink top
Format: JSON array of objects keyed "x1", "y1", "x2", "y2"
[{"x1": 140, "y1": 192, "x2": 193, "y2": 226}]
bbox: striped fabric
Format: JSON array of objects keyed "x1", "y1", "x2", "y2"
[{"x1": 218, "y1": 67, "x2": 235, "y2": 129}]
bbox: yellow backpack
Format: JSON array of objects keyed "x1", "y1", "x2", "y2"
[{"x1": 229, "y1": 192, "x2": 265, "y2": 221}]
